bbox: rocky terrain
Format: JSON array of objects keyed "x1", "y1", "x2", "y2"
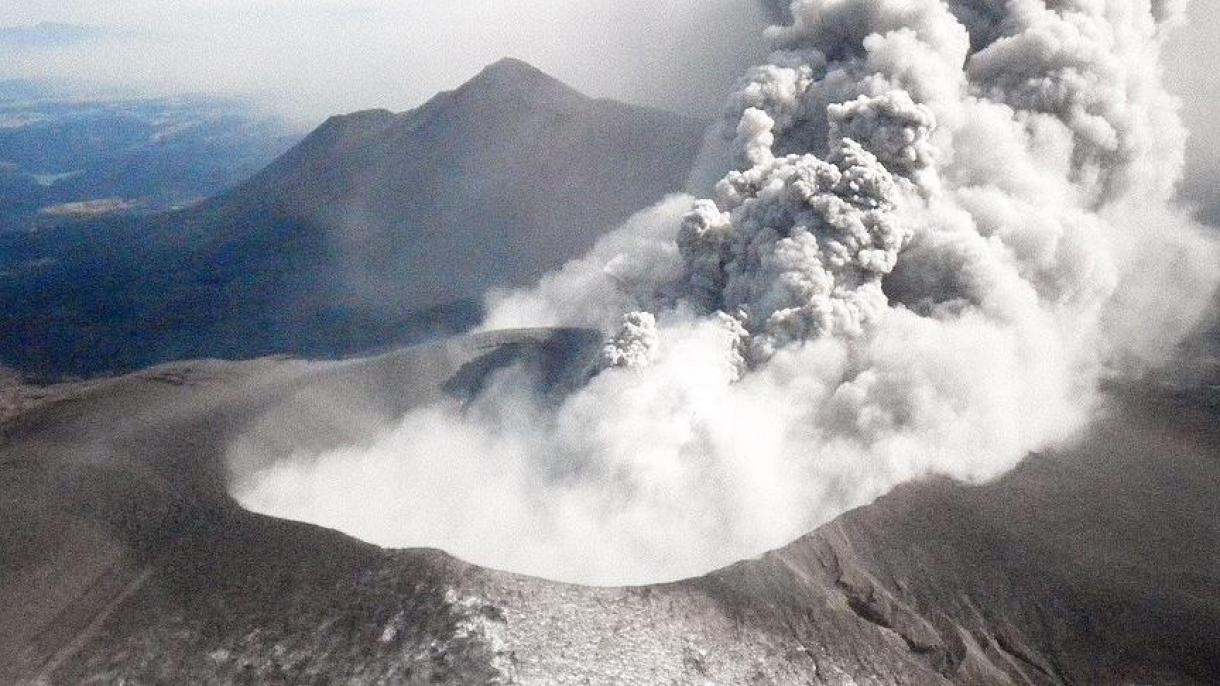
[{"x1": 1, "y1": 329, "x2": 1216, "y2": 684}]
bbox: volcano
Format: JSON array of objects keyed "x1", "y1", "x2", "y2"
[
  {"x1": 1, "y1": 330, "x2": 1216, "y2": 684},
  {"x1": 4, "y1": 0, "x2": 1220, "y2": 682},
  {"x1": 0, "y1": 59, "x2": 706, "y2": 380}
]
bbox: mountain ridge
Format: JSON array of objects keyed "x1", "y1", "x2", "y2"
[
  {"x1": 1, "y1": 330, "x2": 1215, "y2": 683},
  {"x1": 0, "y1": 58, "x2": 708, "y2": 379}
]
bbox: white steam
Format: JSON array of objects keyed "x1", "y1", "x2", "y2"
[{"x1": 233, "y1": 0, "x2": 1219, "y2": 585}]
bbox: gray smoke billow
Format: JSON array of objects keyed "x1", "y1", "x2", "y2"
[{"x1": 233, "y1": 0, "x2": 1218, "y2": 585}]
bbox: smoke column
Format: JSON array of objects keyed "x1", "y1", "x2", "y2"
[{"x1": 233, "y1": 0, "x2": 1218, "y2": 585}]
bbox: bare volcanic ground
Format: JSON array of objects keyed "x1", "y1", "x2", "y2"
[{"x1": 1, "y1": 329, "x2": 1217, "y2": 684}]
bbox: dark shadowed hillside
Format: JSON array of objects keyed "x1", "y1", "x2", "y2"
[{"x1": 0, "y1": 59, "x2": 706, "y2": 379}]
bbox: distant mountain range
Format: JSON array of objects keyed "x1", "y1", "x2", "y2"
[
  {"x1": 0, "y1": 58, "x2": 707, "y2": 378},
  {"x1": 0, "y1": 84, "x2": 299, "y2": 232},
  {"x1": 0, "y1": 22, "x2": 102, "y2": 50}
]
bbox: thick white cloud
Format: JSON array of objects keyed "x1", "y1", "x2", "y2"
[
  {"x1": 3, "y1": 0, "x2": 1215, "y2": 190},
  {"x1": 234, "y1": 0, "x2": 1219, "y2": 586}
]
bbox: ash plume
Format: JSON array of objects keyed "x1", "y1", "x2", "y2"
[{"x1": 233, "y1": 0, "x2": 1219, "y2": 585}]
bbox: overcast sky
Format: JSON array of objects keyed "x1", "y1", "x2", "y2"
[
  {"x1": 0, "y1": 1, "x2": 768, "y2": 121},
  {"x1": 1, "y1": 0, "x2": 1216, "y2": 215},
  {"x1": 1164, "y1": 0, "x2": 1220, "y2": 220}
]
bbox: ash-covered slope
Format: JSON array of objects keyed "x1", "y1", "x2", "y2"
[
  {"x1": 1, "y1": 330, "x2": 1216, "y2": 684},
  {"x1": 206, "y1": 58, "x2": 705, "y2": 313},
  {"x1": 0, "y1": 58, "x2": 705, "y2": 379}
]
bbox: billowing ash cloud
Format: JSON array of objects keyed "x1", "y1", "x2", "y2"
[{"x1": 233, "y1": 0, "x2": 1218, "y2": 585}]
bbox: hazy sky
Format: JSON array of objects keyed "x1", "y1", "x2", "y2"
[
  {"x1": 1164, "y1": 0, "x2": 1220, "y2": 219},
  {"x1": 0, "y1": 0, "x2": 1216, "y2": 214},
  {"x1": 0, "y1": 1, "x2": 768, "y2": 121}
]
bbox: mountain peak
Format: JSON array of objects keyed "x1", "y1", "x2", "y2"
[
  {"x1": 459, "y1": 57, "x2": 583, "y2": 103},
  {"x1": 478, "y1": 57, "x2": 549, "y2": 80}
]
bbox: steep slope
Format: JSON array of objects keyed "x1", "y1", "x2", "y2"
[
  {"x1": 1, "y1": 331, "x2": 1216, "y2": 684},
  {"x1": 0, "y1": 59, "x2": 706, "y2": 379}
]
